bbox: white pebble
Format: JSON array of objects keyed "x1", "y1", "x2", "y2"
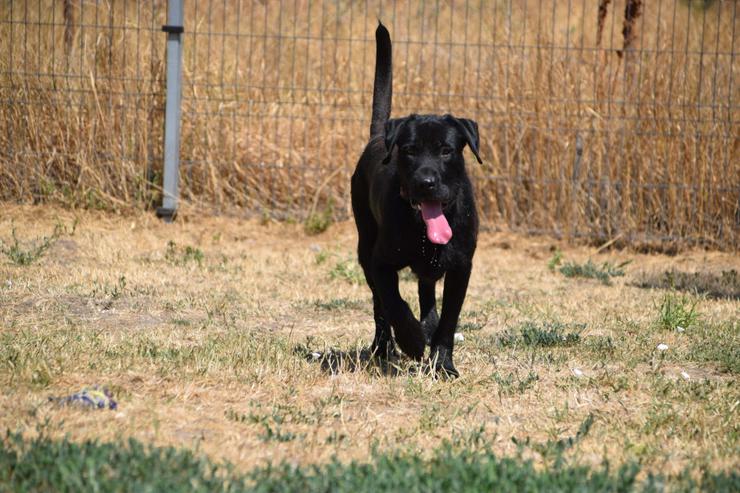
[
  {"x1": 571, "y1": 368, "x2": 584, "y2": 377},
  {"x1": 680, "y1": 370, "x2": 690, "y2": 380},
  {"x1": 310, "y1": 352, "x2": 322, "y2": 360},
  {"x1": 676, "y1": 326, "x2": 685, "y2": 333},
  {"x1": 454, "y1": 333, "x2": 465, "y2": 343},
  {"x1": 657, "y1": 343, "x2": 669, "y2": 352}
]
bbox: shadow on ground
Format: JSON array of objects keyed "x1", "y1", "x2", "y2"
[
  {"x1": 294, "y1": 344, "x2": 458, "y2": 380},
  {"x1": 293, "y1": 344, "x2": 409, "y2": 376}
]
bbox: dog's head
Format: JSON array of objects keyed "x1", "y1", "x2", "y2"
[{"x1": 383, "y1": 114, "x2": 481, "y2": 210}]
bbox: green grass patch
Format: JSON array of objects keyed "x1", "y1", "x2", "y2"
[
  {"x1": 0, "y1": 220, "x2": 76, "y2": 266},
  {"x1": 165, "y1": 240, "x2": 204, "y2": 266},
  {"x1": 325, "y1": 256, "x2": 415, "y2": 285},
  {"x1": 499, "y1": 321, "x2": 583, "y2": 348},
  {"x1": 491, "y1": 370, "x2": 539, "y2": 396},
  {"x1": 546, "y1": 249, "x2": 564, "y2": 271},
  {"x1": 654, "y1": 293, "x2": 699, "y2": 331},
  {"x1": 226, "y1": 396, "x2": 342, "y2": 428},
  {"x1": 582, "y1": 336, "x2": 616, "y2": 357},
  {"x1": 0, "y1": 431, "x2": 242, "y2": 492},
  {"x1": 686, "y1": 321, "x2": 739, "y2": 374},
  {"x1": 89, "y1": 275, "x2": 128, "y2": 309},
  {"x1": 514, "y1": 414, "x2": 594, "y2": 462},
  {"x1": 312, "y1": 298, "x2": 364, "y2": 311},
  {"x1": 329, "y1": 258, "x2": 365, "y2": 285},
  {"x1": 2, "y1": 431, "x2": 738, "y2": 493},
  {"x1": 557, "y1": 259, "x2": 630, "y2": 286},
  {"x1": 635, "y1": 269, "x2": 739, "y2": 300},
  {"x1": 304, "y1": 200, "x2": 334, "y2": 235}
]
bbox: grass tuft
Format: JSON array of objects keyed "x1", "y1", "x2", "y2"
[
  {"x1": 165, "y1": 241, "x2": 204, "y2": 267},
  {"x1": 328, "y1": 258, "x2": 365, "y2": 285},
  {"x1": 304, "y1": 201, "x2": 334, "y2": 236},
  {"x1": 514, "y1": 414, "x2": 595, "y2": 463},
  {"x1": 0, "y1": 220, "x2": 76, "y2": 266},
  {"x1": 491, "y1": 371, "x2": 539, "y2": 396},
  {"x1": 557, "y1": 259, "x2": 630, "y2": 285},
  {"x1": 312, "y1": 298, "x2": 364, "y2": 311},
  {"x1": 654, "y1": 293, "x2": 699, "y2": 331},
  {"x1": 636, "y1": 269, "x2": 739, "y2": 300},
  {"x1": 499, "y1": 321, "x2": 583, "y2": 348}
]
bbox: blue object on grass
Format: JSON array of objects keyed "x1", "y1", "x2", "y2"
[{"x1": 51, "y1": 385, "x2": 117, "y2": 410}]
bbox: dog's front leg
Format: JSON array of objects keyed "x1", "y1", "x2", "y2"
[
  {"x1": 418, "y1": 279, "x2": 439, "y2": 345},
  {"x1": 372, "y1": 264, "x2": 426, "y2": 360},
  {"x1": 430, "y1": 264, "x2": 472, "y2": 378}
]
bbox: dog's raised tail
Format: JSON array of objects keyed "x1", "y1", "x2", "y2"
[{"x1": 370, "y1": 21, "x2": 392, "y2": 139}]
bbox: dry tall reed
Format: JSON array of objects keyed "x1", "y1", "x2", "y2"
[{"x1": 1, "y1": 0, "x2": 737, "y2": 249}]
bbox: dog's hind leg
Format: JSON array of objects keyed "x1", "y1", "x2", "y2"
[
  {"x1": 353, "y1": 174, "x2": 396, "y2": 359},
  {"x1": 359, "y1": 251, "x2": 396, "y2": 359},
  {"x1": 418, "y1": 279, "x2": 439, "y2": 346},
  {"x1": 355, "y1": 228, "x2": 396, "y2": 359},
  {"x1": 429, "y1": 264, "x2": 472, "y2": 378},
  {"x1": 372, "y1": 264, "x2": 426, "y2": 360},
  {"x1": 369, "y1": 290, "x2": 395, "y2": 359}
]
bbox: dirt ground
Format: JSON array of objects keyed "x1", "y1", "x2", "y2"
[{"x1": 1, "y1": 204, "x2": 737, "y2": 477}]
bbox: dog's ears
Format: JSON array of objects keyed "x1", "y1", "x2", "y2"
[
  {"x1": 448, "y1": 116, "x2": 482, "y2": 164},
  {"x1": 382, "y1": 117, "x2": 411, "y2": 164}
]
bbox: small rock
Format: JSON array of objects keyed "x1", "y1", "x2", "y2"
[
  {"x1": 676, "y1": 326, "x2": 685, "y2": 333},
  {"x1": 454, "y1": 333, "x2": 465, "y2": 343},
  {"x1": 657, "y1": 343, "x2": 669, "y2": 352},
  {"x1": 680, "y1": 370, "x2": 690, "y2": 380},
  {"x1": 571, "y1": 368, "x2": 584, "y2": 377},
  {"x1": 310, "y1": 352, "x2": 322, "y2": 360}
]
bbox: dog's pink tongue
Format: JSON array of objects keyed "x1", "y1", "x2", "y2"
[{"x1": 420, "y1": 201, "x2": 452, "y2": 245}]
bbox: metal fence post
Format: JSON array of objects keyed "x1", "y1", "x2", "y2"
[{"x1": 156, "y1": 0, "x2": 184, "y2": 222}]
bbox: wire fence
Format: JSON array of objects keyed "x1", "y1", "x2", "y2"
[
  {"x1": 1, "y1": 1, "x2": 165, "y2": 208},
  {"x1": 1, "y1": 1, "x2": 738, "y2": 249}
]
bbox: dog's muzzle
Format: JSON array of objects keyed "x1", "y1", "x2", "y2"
[{"x1": 400, "y1": 185, "x2": 452, "y2": 245}]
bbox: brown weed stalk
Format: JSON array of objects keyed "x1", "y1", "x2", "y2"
[
  {"x1": 63, "y1": 0, "x2": 74, "y2": 55},
  {"x1": 618, "y1": 0, "x2": 643, "y2": 58},
  {"x1": 597, "y1": 0, "x2": 612, "y2": 47}
]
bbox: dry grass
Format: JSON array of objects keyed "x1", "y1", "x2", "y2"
[
  {"x1": 1, "y1": 204, "x2": 738, "y2": 478},
  {"x1": 0, "y1": 1, "x2": 737, "y2": 248}
]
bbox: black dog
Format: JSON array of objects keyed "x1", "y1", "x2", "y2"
[{"x1": 351, "y1": 22, "x2": 481, "y2": 378}]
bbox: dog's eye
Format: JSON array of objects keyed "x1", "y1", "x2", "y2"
[
  {"x1": 402, "y1": 145, "x2": 417, "y2": 156},
  {"x1": 440, "y1": 146, "x2": 453, "y2": 157}
]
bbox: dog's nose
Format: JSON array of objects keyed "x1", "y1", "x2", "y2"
[{"x1": 420, "y1": 176, "x2": 437, "y2": 190}]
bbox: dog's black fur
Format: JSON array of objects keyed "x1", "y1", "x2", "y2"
[{"x1": 351, "y1": 22, "x2": 481, "y2": 378}]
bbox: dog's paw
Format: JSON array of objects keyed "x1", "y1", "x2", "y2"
[
  {"x1": 435, "y1": 361, "x2": 459, "y2": 379},
  {"x1": 371, "y1": 337, "x2": 398, "y2": 360},
  {"x1": 429, "y1": 345, "x2": 459, "y2": 379},
  {"x1": 394, "y1": 331, "x2": 426, "y2": 360}
]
